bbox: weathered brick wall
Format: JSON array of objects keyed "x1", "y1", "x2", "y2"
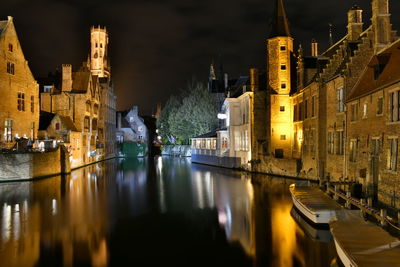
[{"x1": 325, "y1": 77, "x2": 346, "y2": 181}]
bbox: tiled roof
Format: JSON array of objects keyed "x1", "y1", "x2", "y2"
[
  {"x1": 347, "y1": 39, "x2": 400, "y2": 102},
  {"x1": 71, "y1": 67, "x2": 91, "y2": 93},
  {"x1": 58, "y1": 115, "x2": 78, "y2": 131}
]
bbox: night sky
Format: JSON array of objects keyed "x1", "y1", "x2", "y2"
[{"x1": 2, "y1": 0, "x2": 400, "y2": 115}]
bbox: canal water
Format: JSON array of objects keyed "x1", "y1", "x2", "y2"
[{"x1": 0, "y1": 157, "x2": 337, "y2": 267}]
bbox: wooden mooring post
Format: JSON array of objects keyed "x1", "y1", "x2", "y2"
[
  {"x1": 398, "y1": 211, "x2": 400, "y2": 227},
  {"x1": 380, "y1": 209, "x2": 387, "y2": 226},
  {"x1": 345, "y1": 191, "x2": 351, "y2": 209},
  {"x1": 334, "y1": 185, "x2": 339, "y2": 201}
]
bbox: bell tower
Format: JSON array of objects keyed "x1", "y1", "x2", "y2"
[
  {"x1": 90, "y1": 26, "x2": 110, "y2": 78},
  {"x1": 267, "y1": 0, "x2": 293, "y2": 159}
]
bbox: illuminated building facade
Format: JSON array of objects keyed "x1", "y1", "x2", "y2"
[
  {"x1": 39, "y1": 26, "x2": 117, "y2": 168},
  {"x1": 0, "y1": 17, "x2": 39, "y2": 148}
]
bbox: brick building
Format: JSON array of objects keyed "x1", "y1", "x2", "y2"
[
  {"x1": 346, "y1": 39, "x2": 400, "y2": 209},
  {"x1": 39, "y1": 26, "x2": 116, "y2": 168},
  {"x1": 0, "y1": 16, "x2": 39, "y2": 148}
]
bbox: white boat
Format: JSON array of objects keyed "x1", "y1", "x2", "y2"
[
  {"x1": 330, "y1": 210, "x2": 400, "y2": 267},
  {"x1": 289, "y1": 182, "x2": 342, "y2": 224}
]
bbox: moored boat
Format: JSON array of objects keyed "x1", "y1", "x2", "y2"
[{"x1": 289, "y1": 181, "x2": 342, "y2": 224}]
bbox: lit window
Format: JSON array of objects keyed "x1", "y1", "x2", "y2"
[
  {"x1": 351, "y1": 103, "x2": 358, "y2": 122},
  {"x1": 337, "y1": 87, "x2": 344, "y2": 112},
  {"x1": 4, "y1": 119, "x2": 13, "y2": 142},
  {"x1": 349, "y1": 140, "x2": 357, "y2": 162},
  {"x1": 336, "y1": 131, "x2": 344, "y2": 155},
  {"x1": 363, "y1": 103, "x2": 368, "y2": 118},
  {"x1": 312, "y1": 96, "x2": 316, "y2": 117},
  {"x1": 387, "y1": 138, "x2": 398, "y2": 171},
  {"x1": 328, "y1": 132, "x2": 334, "y2": 154}
]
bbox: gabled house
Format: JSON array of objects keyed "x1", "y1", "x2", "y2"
[
  {"x1": 38, "y1": 111, "x2": 81, "y2": 165},
  {"x1": 346, "y1": 39, "x2": 400, "y2": 209},
  {"x1": 116, "y1": 106, "x2": 148, "y2": 157},
  {"x1": 0, "y1": 16, "x2": 39, "y2": 148}
]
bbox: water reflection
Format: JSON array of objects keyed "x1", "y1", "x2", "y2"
[{"x1": 0, "y1": 157, "x2": 336, "y2": 266}]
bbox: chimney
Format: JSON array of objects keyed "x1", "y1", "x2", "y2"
[
  {"x1": 371, "y1": 0, "x2": 392, "y2": 52},
  {"x1": 250, "y1": 68, "x2": 259, "y2": 92},
  {"x1": 224, "y1": 73, "x2": 229, "y2": 89},
  {"x1": 311, "y1": 39, "x2": 318, "y2": 57},
  {"x1": 62, "y1": 64, "x2": 72, "y2": 92},
  {"x1": 117, "y1": 113, "x2": 122, "y2": 129},
  {"x1": 347, "y1": 5, "x2": 363, "y2": 41}
]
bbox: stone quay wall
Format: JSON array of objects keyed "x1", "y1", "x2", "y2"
[{"x1": 0, "y1": 146, "x2": 71, "y2": 181}]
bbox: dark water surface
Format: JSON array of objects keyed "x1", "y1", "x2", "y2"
[{"x1": 0, "y1": 157, "x2": 337, "y2": 267}]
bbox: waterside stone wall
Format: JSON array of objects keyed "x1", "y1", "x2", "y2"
[{"x1": 0, "y1": 146, "x2": 70, "y2": 181}]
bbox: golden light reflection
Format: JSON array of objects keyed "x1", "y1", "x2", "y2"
[{"x1": 271, "y1": 200, "x2": 305, "y2": 267}]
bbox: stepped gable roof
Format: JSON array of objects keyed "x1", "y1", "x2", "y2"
[
  {"x1": 269, "y1": 0, "x2": 291, "y2": 38},
  {"x1": 71, "y1": 66, "x2": 91, "y2": 93},
  {"x1": 39, "y1": 111, "x2": 56, "y2": 130},
  {"x1": 58, "y1": 115, "x2": 78, "y2": 131},
  {"x1": 347, "y1": 39, "x2": 400, "y2": 102}
]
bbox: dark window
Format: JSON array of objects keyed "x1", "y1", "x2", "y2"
[
  {"x1": 31, "y1": 96, "x2": 34, "y2": 113},
  {"x1": 17, "y1": 92, "x2": 25, "y2": 111},
  {"x1": 312, "y1": 96, "x2": 316, "y2": 117},
  {"x1": 281, "y1": 83, "x2": 286, "y2": 89},
  {"x1": 280, "y1": 106, "x2": 285, "y2": 112},
  {"x1": 7, "y1": 62, "x2": 14, "y2": 75},
  {"x1": 275, "y1": 149, "x2": 284, "y2": 158},
  {"x1": 55, "y1": 123, "x2": 60, "y2": 130},
  {"x1": 8, "y1": 43, "x2": 13, "y2": 52},
  {"x1": 280, "y1": 64, "x2": 287, "y2": 70},
  {"x1": 389, "y1": 92, "x2": 395, "y2": 121},
  {"x1": 304, "y1": 100, "x2": 308, "y2": 119},
  {"x1": 280, "y1": 46, "x2": 286, "y2": 51},
  {"x1": 377, "y1": 97, "x2": 383, "y2": 115}
]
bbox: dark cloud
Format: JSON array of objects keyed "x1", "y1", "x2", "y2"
[{"x1": 1, "y1": 0, "x2": 400, "y2": 114}]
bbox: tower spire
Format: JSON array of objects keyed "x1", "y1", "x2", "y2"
[{"x1": 269, "y1": 0, "x2": 291, "y2": 38}]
